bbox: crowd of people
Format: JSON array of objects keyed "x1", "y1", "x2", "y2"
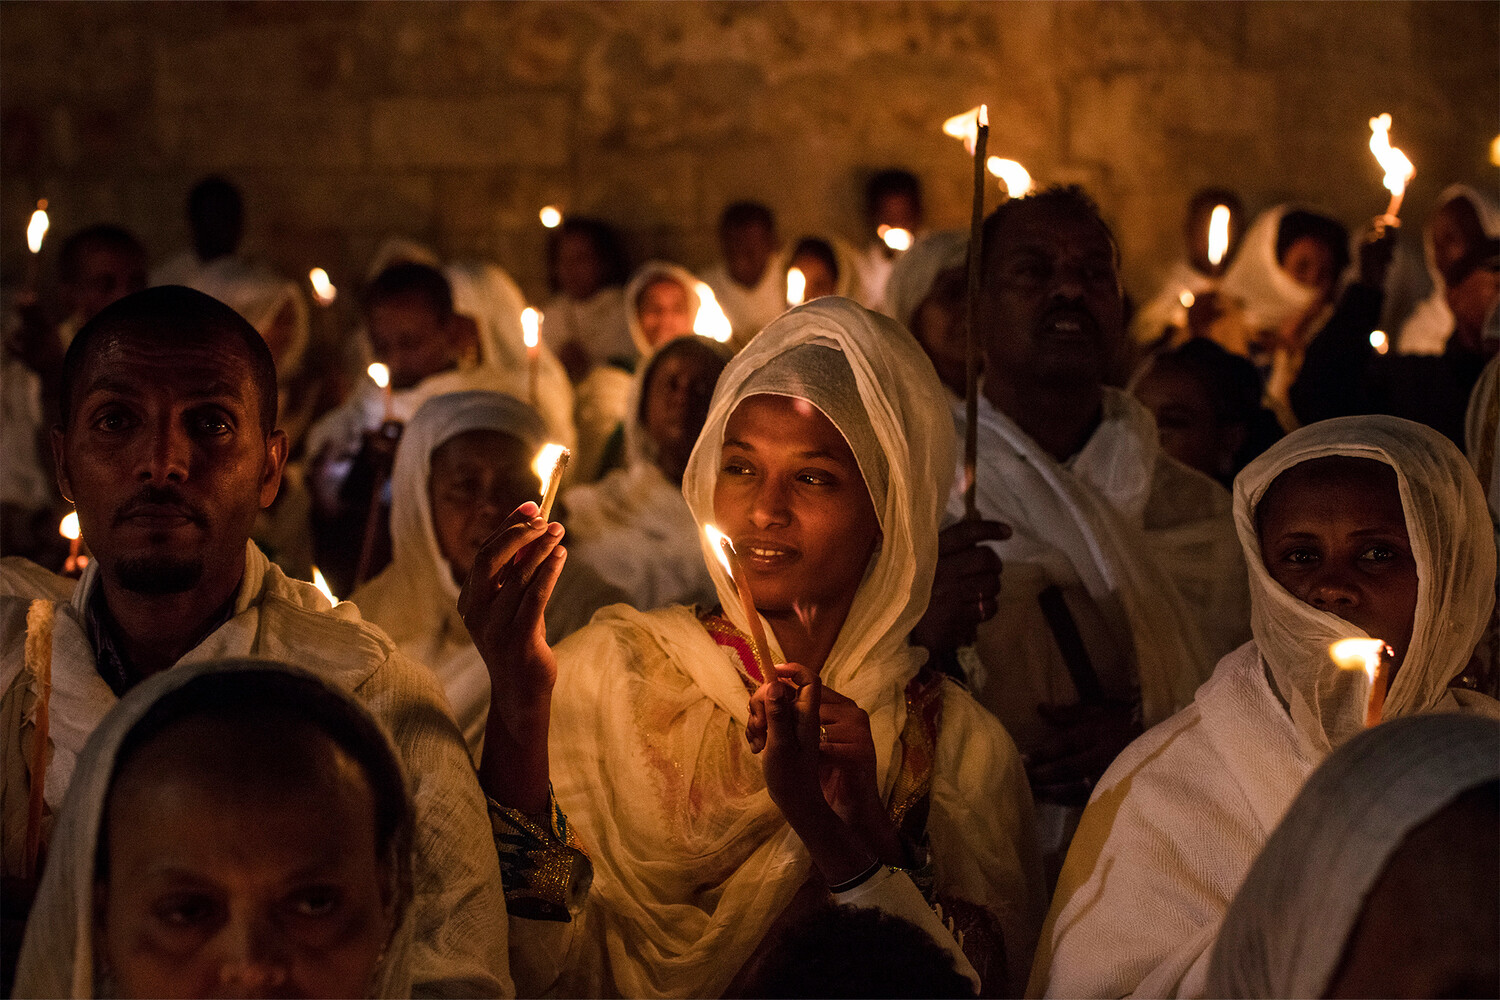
[{"x1": 0, "y1": 165, "x2": 1497, "y2": 999}]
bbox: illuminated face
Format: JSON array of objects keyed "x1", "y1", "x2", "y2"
[
  {"x1": 367, "y1": 295, "x2": 457, "y2": 390},
  {"x1": 636, "y1": 277, "x2": 695, "y2": 349},
  {"x1": 1257, "y1": 456, "x2": 1419, "y2": 671},
  {"x1": 912, "y1": 265, "x2": 967, "y2": 394},
  {"x1": 713, "y1": 394, "x2": 881, "y2": 619},
  {"x1": 980, "y1": 203, "x2": 1125, "y2": 392},
  {"x1": 55, "y1": 332, "x2": 284, "y2": 598},
  {"x1": 427, "y1": 429, "x2": 537, "y2": 585},
  {"x1": 98, "y1": 717, "x2": 395, "y2": 999},
  {"x1": 789, "y1": 253, "x2": 837, "y2": 300}
]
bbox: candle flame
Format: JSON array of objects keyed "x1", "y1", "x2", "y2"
[
  {"x1": 1370, "y1": 330, "x2": 1389, "y2": 354},
  {"x1": 1368, "y1": 114, "x2": 1415, "y2": 199},
  {"x1": 1179, "y1": 290, "x2": 1196, "y2": 309},
  {"x1": 943, "y1": 105, "x2": 988, "y2": 155},
  {"x1": 878, "y1": 225, "x2": 914, "y2": 252},
  {"x1": 27, "y1": 201, "x2": 49, "y2": 254},
  {"x1": 1491, "y1": 135, "x2": 1500, "y2": 168},
  {"x1": 521, "y1": 307, "x2": 541, "y2": 350},
  {"x1": 786, "y1": 266, "x2": 806, "y2": 307},
  {"x1": 311, "y1": 566, "x2": 338, "y2": 604},
  {"x1": 367, "y1": 362, "x2": 390, "y2": 390},
  {"x1": 1330, "y1": 638, "x2": 1386, "y2": 684},
  {"x1": 59, "y1": 511, "x2": 80, "y2": 541},
  {"x1": 704, "y1": 525, "x2": 736, "y2": 576},
  {"x1": 693, "y1": 282, "x2": 733, "y2": 343},
  {"x1": 539, "y1": 205, "x2": 563, "y2": 229},
  {"x1": 532, "y1": 443, "x2": 568, "y2": 489},
  {"x1": 1207, "y1": 204, "x2": 1231, "y2": 267},
  {"x1": 985, "y1": 157, "x2": 1033, "y2": 198},
  {"x1": 309, "y1": 267, "x2": 336, "y2": 306}
]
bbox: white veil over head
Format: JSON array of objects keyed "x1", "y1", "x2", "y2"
[
  {"x1": 1207, "y1": 712, "x2": 1500, "y2": 998},
  {"x1": 1219, "y1": 204, "x2": 1322, "y2": 332},
  {"x1": 681, "y1": 295, "x2": 956, "y2": 712},
  {"x1": 623, "y1": 260, "x2": 702, "y2": 358},
  {"x1": 1233, "y1": 414, "x2": 1496, "y2": 753},
  {"x1": 15, "y1": 657, "x2": 416, "y2": 999}
]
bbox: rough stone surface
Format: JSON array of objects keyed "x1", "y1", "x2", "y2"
[{"x1": 1, "y1": 0, "x2": 1494, "y2": 308}]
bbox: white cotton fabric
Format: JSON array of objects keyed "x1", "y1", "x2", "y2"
[
  {"x1": 564, "y1": 339, "x2": 727, "y2": 612},
  {"x1": 14, "y1": 657, "x2": 418, "y2": 1000},
  {"x1": 350, "y1": 391, "x2": 626, "y2": 756},
  {"x1": 1206, "y1": 712, "x2": 1500, "y2": 998},
  {"x1": 623, "y1": 261, "x2": 702, "y2": 358},
  {"x1": 1030, "y1": 414, "x2": 1500, "y2": 999},
  {"x1": 543, "y1": 286, "x2": 635, "y2": 369},
  {"x1": 1396, "y1": 184, "x2": 1500, "y2": 356},
  {"x1": 0, "y1": 545, "x2": 512, "y2": 997},
  {"x1": 882, "y1": 229, "x2": 967, "y2": 334},
  {"x1": 513, "y1": 297, "x2": 1043, "y2": 997},
  {"x1": 1218, "y1": 205, "x2": 1321, "y2": 333}
]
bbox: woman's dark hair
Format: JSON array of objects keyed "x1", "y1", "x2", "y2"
[
  {"x1": 1276, "y1": 210, "x2": 1351, "y2": 277},
  {"x1": 97, "y1": 667, "x2": 414, "y2": 911},
  {"x1": 547, "y1": 216, "x2": 630, "y2": 293},
  {"x1": 790, "y1": 237, "x2": 841, "y2": 284}
]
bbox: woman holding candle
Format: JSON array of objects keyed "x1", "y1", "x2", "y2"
[
  {"x1": 461, "y1": 298, "x2": 1043, "y2": 997},
  {"x1": 1032, "y1": 414, "x2": 1500, "y2": 999}
]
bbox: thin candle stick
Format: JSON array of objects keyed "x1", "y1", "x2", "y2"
[
  {"x1": 707, "y1": 527, "x2": 773, "y2": 681},
  {"x1": 963, "y1": 105, "x2": 989, "y2": 521}
]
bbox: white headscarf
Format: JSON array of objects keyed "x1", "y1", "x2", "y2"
[
  {"x1": 351, "y1": 391, "x2": 546, "y2": 743},
  {"x1": 683, "y1": 296, "x2": 954, "y2": 713},
  {"x1": 882, "y1": 229, "x2": 967, "y2": 334},
  {"x1": 1219, "y1": 204, "x2": 1323, "y2": 332},
  {"x1": 1206, "y1": 712, "x2": 1500, "y2": 998},
  {"x1": 1396, "y1": 183, "x2": 1500, "y2": 356},
  {"x1": 15, "y1": 657, "x2": 415, "y2": 1000},
  {"x1": 1233, "y1": 414, "x2": 1496, "y2": 753},
  {"x1": 623, "y1": 261, "x2": 703, "y2": 358},
  {"x1": 543, "y1": 297, "x2": 959, "y2": 996}
]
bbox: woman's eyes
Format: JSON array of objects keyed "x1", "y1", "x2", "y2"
[
  {"x1": 92, "y1": 406, "x2": 136, "y2": 433},
  {"x1": 1281, "y1": 548, "x2": 1319, "y2": 566},
  {"x1": 1359, "y1": 544, "x2": 1400, "y2": 563},
  {"x1": 286, "y1": 886, "x2": 342, "y2": 919},
  {"x1": 154, "y1": 893, "x2": 221, "y2": 929}
]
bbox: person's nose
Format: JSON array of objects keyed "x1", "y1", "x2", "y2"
[
  {"x1": 136, "y1": 415, "x2": 190, "y2": 484},
  {"x1": 212, "y1": 910, "x2": 289, "y2": 998},
  {"x1": 747, "y1": 476, "x2": 792, "y2": 530},
  {"x1": 1304, "y1": 564, "x2": 1362, "y2": 613},
  {"x1": 1049, "y1": 259, "x2": 1088, "y2": 302}
]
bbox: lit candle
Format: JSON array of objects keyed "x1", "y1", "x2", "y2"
[
  {"x1": 963, "y1": 104, "x2": 989, "y2": 521},
  {"x1": 59, "y1": 510, "x2": 85, "y2": 575},
  {"x1": 985, "y1": 157, "x2": 1033, "y2": 200},
  {"x1": 877, "y1": 225, "x2": 914, "y2": 252},
  {"x1": 23, "y1": 598, "x2": 53, "y2": 878},
  {"x1": 942, "y1": 105, "x2": 985, "y2": 155},
  {"x1": 539, "y1": 205, "x2": 563, "y2": 229},
  {"x1": 705, "y1": 525, "x2": 773, "y2": 681},
  {"x1": 786, "y1": 266, "x2": 806, "y2": 308},
  {"x1": 533, "y1": 443, "x2": 570, "y2": 522},
  {"x1": 1369, "y1": 330, "x2": 1389, "y2": 355},
  {"x1": 1179, "y1": 289, "x2": 1197, "y2": 309},
  {"x1": 1368, "y1": 114, "x2": 1415, "y2": 228},
  {"x1": 367, "y1": 362, "x2": 393, "y2": 424},
  {"x1": 309, "y1": 267, "x2": 337, "y2": 307},
  {"x1": 693, "y1": 282, "x2": 733, "y2": 344},
  {"x1": 1207, "y1": 204, "x2": 1231, "y2": 270},
  {"x1": 521, "y1": 307, "x2": 542, "y2": 406},
  {"x1": 25, "y1": 199, "x2": 49, "y2": 293},
  {"x1": 311, "y1": 566, "x2": 338, "y2": 604},
  {"x1": 1329, "y1": 637, "x2": 1391, "y2": 727}
]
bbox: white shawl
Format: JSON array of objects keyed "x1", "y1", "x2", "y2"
[
  {"x1": 516, "y1": 297, "x2": 1041, "y2": 997},
  {"x1": 1206, "y1": 712, "x2": 1500, "y2": 998},
  {"x1": 623, "y1": 261, "x2": 702, "y2": 358},
  {"x1": 1031, "y1": 414, "x2": 1500, "y2": 999},
  {"x1": 14, "y1": 658, "x2": 417, "y2": 999},
  {"x1": 882, "y1": 229, "x2": 967, "y2": 334},
  {"x1": 1397, "y1": 184, "x2": 1500, "y2": 357},
  {"x1": 1217, "y1": 205, "x2": 1321, "y2": 333}
]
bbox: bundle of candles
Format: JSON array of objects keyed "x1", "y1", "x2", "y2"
[
  {"x1": 533, "y1": 443, "x2": 571, "y2": 521},
  {"x1": 1368, "y1": 113, "x2": 1415, "y2": 230}
]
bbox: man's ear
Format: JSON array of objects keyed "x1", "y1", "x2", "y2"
[
  {"x1": 51, "y1": 426, "x2": 73, "y2": 504},
  {"x1": 259, "y1": 429, "x2": 289, "y2": 509}
]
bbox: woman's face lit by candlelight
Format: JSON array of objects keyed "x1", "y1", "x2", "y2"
[
  {"x1": 713, "y1": 395, "x2": 880, "y2": 619},
  {"x1": 636, "y1": 277, "x2": 695, "y2": 349},
  {"x1": 428, "y1": 429, "x2": 538, "y2": 585},
  {"x1": 1257, "y1": 457, "x2": 1419, "y2": 671}
]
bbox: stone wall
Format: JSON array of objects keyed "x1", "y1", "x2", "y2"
[{"x1": 2, "y1": 1, "x2": 1495, "y2": 311}]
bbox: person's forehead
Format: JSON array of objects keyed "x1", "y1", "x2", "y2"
[
  {"x1": 77, "y1": 329, "x2": 256, "y2": 399},
  {"x1": 996, "y1": 206, "x2": 1115, "y2": 257}
]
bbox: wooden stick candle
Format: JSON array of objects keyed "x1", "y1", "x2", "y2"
[
  {"x1": 533, "y1": 443, "x2": 570, "y2": 522},
  {"x1": 705, "y1": 526, "x2": 773, "y2": 681},
  {"x1": 963, "y1": 104, "x2": 989, "y2": 521},
  {"x1": 1368, "y1": 114, "x2": 1415, "y2": 230}
]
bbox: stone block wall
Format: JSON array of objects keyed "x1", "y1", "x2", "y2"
[{"x1": 2, "y1": 0, "x2": 1494, "y2": 312}]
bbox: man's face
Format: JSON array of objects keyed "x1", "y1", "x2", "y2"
[
  {"x1": 980, "y1": 204, "x2": 1125, "y2": 393},
  {"x1": 367, "y1": 295, "x2": 457, "y2": 390},
  {"x1": 66, "y1": 245, "x2": 148, "y2": 324},
  {"x1": 53, "y1": 331, "x2": 286, "y2": 597},
  {"x1": 722, "y1": 222, "x2": 777, "y2": 289}
]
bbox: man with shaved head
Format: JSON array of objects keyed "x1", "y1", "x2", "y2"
[{"x1": 0, "y1": 286, "x2": 511, "y2": 996}]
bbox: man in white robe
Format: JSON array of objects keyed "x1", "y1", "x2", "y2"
[
  {"x1": 932, "y1": 187, "x2": 1249, "y2": 878},
  {"x1": 702, "y1": 201, "x2": 788, "y2": 348},
  {"x1": 0, "y1": 287, "x2": 511, "y2": 996}
]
